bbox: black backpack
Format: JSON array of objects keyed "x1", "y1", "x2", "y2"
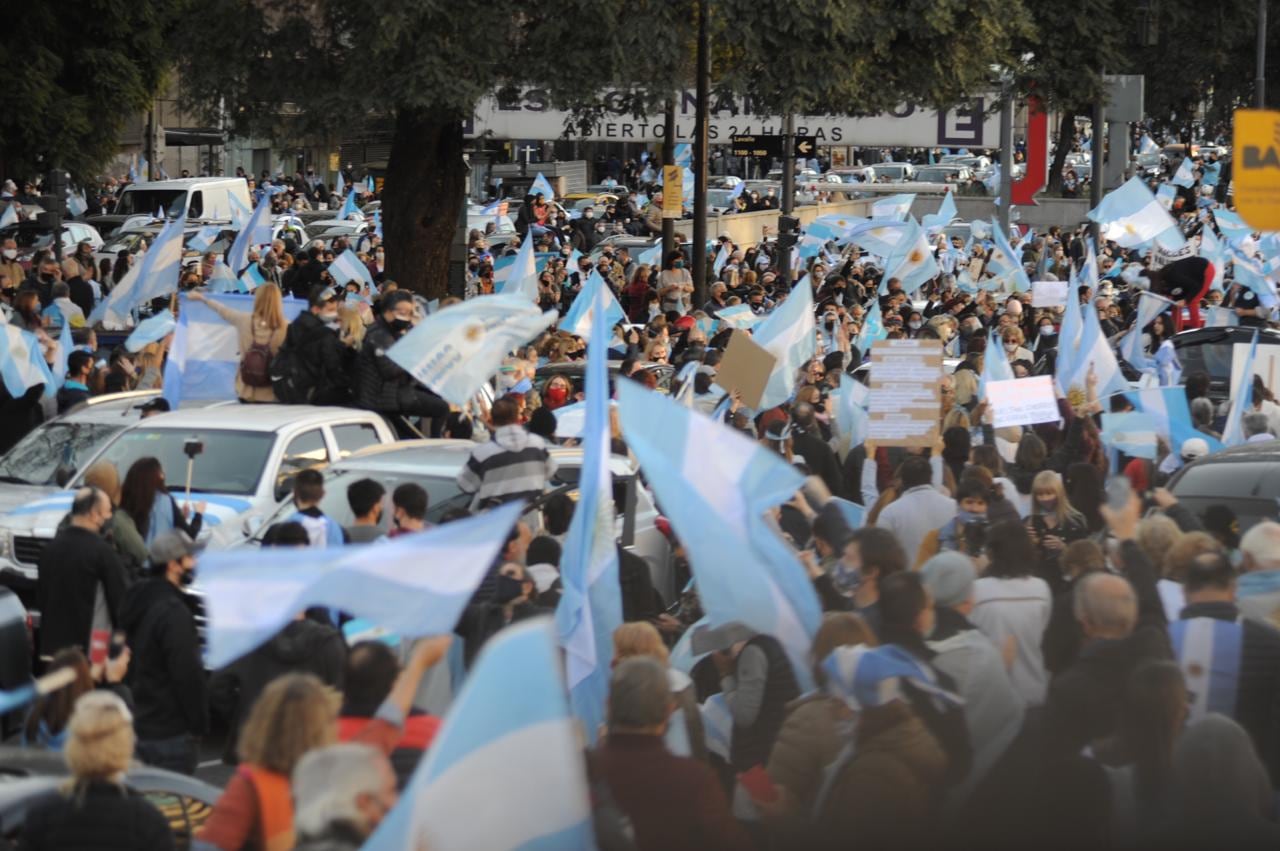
[{"x1": 269, "y1": 342, "x2": 310, "y2": 403}]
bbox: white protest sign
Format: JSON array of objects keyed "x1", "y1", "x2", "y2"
[
  {"x1": 1031, "y1": 280, "x2": 1069, "y2": 309},
  {"x1": 1229, "y1": 342, "x2": 1280, "y2": 401},
  {"x1": 987, "y1": 376, "x2": 1060, "y2": 428}
]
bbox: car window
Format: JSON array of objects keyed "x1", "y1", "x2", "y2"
[
  {"x1": 1174, "y1": 339, "x2": 1236, "y2": 382},
  {"x1": 115, "y1": 189, "x2": 186, "y2": 217},
  {"x1": 258, "y1": 470, "x2": 468, "y2": 535},
  {"x1": 0, "y1": 422, "x2": 125, "y2": 485},
  {"x1": 86, "y1": 429, "x2": 274, "y2": 495},
  {"x1": 187, "y1": 191, "x2": 204, "y2": 219},
  {"x1": 332, "y1": 423, "x2": 382, "y2": 458},
  {"x1": 1173, "y1": 462, "x2": 1280, "y2": 500},
  {"x1": 278, "y1": 429, "x2": 329, "y2": 482}
]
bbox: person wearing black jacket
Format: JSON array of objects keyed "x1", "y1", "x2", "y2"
[
  {"x1": 36, "y1": 487, "x2": 127, "y2": 658},
  {"x1": 119, "y1": 531, "x2": 208, "y2": 775},
  {"x1": 1171, "y1": 550, "x2": 1280, "y2": 788},
  {"x1": 354, "y1": 291, "x2": 449, "y2": 426},
  {"x1": 281, "y1": 286, "x2": 351, "y2": 404},
  {"x1": 791, "y1": 403, "x2": 845, "y2": 498}
]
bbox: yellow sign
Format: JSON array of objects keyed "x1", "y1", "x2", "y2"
[
  {"x1": 1233, "y1": 109, "x2": 1280, "y2": 231},
  {"x1": 661, "y1": 166, "x2": 683, "y2": 218},
  {"x1": 328, "y1": 152, "x2": 340, "y2": 173}
]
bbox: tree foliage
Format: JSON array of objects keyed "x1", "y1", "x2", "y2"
[{"x1": 0, "y1": 0, "x2": 181, "y2": 182}]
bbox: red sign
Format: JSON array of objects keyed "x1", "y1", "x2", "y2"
[{"x1": 1011, "y1": 96, "x2": 1049, "y2": 206}]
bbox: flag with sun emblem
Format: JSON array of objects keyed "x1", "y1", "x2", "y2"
[
  {"x1": 880, "y1": 218, "x2": 939, "y2": 295},
  {"x1": 1088, "y1": 176, "x2": 1185, "y2": 251},
  {"x1": 386, "y1": 294, "x2": 558, "y2": 406}
]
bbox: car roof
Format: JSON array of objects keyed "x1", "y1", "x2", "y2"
[
  {"x1": 1172, "y1": 326, "x2": 1280, "y2": 345},
  {"x1": 335, "y1": 438, "x2": 639, "y2": 477},
  {"x1": 123, "y1": 178, "x2": 244, "y2": 190},
  {"x1": 1182, "y1": 438, "x2": 1280, "y2": 465},
  {"x1": 127, "y1": 404, "x2": 384, "y2": 433}
]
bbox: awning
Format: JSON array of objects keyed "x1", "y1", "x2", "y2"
[{"x1": 164, "y1": 127, "x2": 225, "y2": 147}]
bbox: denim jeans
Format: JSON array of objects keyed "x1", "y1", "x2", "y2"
[{"x1": 136, "y1": 734, "x2": 199, "y2": 776}]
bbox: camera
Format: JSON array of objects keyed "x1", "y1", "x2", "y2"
[{"x1": 183, "y1": 437, "x2": 204, "y2": 459}]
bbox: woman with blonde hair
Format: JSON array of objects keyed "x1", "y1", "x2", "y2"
[
  {"x1": 189, "y1": 283, "x2": 287, "y2": 403},
  {"x1": 611, "y1": 622, "x2": 706, "y2": 761},
  {"x1": 19, "y1": 691, "x2": 174, "y2": 848},
  {"x1": 1025, "y1": 470, "x2": 1088, "y2": 593},
  {"x1": 133, "y1": 344, "x2": 165, "y2": 391}
]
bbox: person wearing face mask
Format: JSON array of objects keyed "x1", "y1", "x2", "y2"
[
  {"x1": 275, "y1": 286, "x2": 352, "y2": 405},
  {"x1": 365, "y1": 246, "x2": 388, "y2": 284},
  {"x1": 1000, "y1": 327, "x2": 1033, "y2": 364},
  {"x1": 658, "y1": 251, "x2": 693, "y2": 314},
  {"x1": 0, "y1": 239, "x2": 24, "y2": 293},
  {"x1": 355, "y1": 290, "x2": 449, "y2": 425},
  {"x1": 118, "y1": 530, "x2": 209, "y2": 775}
]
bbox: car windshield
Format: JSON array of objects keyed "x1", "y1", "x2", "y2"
[
  {"x1": 115, "y1": 190, "x2": 187, "y2": 217},
  {"x1": 0, "y1": 227, "x2": 54, "y2": 250},
  {"x1": 913, "y1": 169, "x2": 953, "y2": 182},
  {"x1": 83, "y1": 429, "x2": 275, "y2": 495},
  {"x1": 0, "y1": 422, "x2": 126, "y2": 485},
  {"x1": 258, "y1": 468, "x2": 472, "y2": 536},
  {"x1": 101, "y1": 232, "x2": 148, "y2": 254},
  {"x1": 1174, "y1": 462, "x2": 1280, "y2": 499},
  {"x1": 1174, "y1": 338, "x2": 1238, "y2": 383}
]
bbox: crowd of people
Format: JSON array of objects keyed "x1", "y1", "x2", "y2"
[{"x1": 0, "y1": 123, "x2": 1279, "y2": 850}]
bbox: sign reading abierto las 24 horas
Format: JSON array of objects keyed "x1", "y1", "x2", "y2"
[{"x1": 464, "y1": 90, "x2": 997, "y2": 148}]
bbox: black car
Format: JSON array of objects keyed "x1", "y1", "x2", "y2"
[
  {"x1": 1168, "y1": 438, "x2": 1280, "y2": 534},
  {"x1": 1171, "y1": 326, "x2": 1280, "y2": 403},
  {"x1": 0, "y1": 748, "x2": 219, "y2": 849}
]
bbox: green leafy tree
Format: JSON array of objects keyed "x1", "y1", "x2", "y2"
[{"x1": 0, "y1": 0, "x2": 180, "y2": 182}]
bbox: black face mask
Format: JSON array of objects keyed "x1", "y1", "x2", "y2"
[
  {"x1": 179, "y1": 567, "x2": 196, "y2": 587},
  {"x1": 494, "y1": 573, "x2": 526, "y2": 604},
  {"x1": 389, "y1": 318, "x2": 412, "y2": 335}
]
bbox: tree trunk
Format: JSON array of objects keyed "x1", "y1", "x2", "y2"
[
  {"x1": 384, "y1": 109, "x2": 465, "y2": 300},
  {"x1": 1046, "y1": 107, "x2": 1076, "y2": 193}
]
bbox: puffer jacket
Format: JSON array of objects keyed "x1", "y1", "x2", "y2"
[
  {"x1": 285, "y1": 311, "x2": 352, "y2": 404},
  {"x1": 354, "y1": 319, "x2": 448, "y2": 419},
  {"x1": 767, "y1": 695, "x2": 853, "y2": 821}
]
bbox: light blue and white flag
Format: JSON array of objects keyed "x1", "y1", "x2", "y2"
[
  {"x1": 560, "y1": 270, "x2": 625, "y2": 338},
  {"x1": 822, "y1": 643, "x2": 960, "y2": 711},
  {"x1": 186, "y1": 225, "x2": 222, "y2": 254},
  {"x1": 1155, "y1": 182, "x2": 1177, "y2": 211},
  {"x1": 985, "y1": 217, "x2": 1031, "y2": 293},
  {"x1": 227, "y1": 193, "x2": 251, "y2": 231},
  {"x1": 226, "y1": 199, "x2": 272, "y2": 274},
  {"x1": 162, "y1": 293, "x2": 305, "y2": 407},
  {"x1": 712, "y1": 242, "x2": 731, "y2": 277},
  {"x1": 337, "y1": 188, "x2": 360, "y2": 221},
  {"x1": 1222, "y1": 330, "x2": 1259, "y2": 447},
  {"x1": 806, "y1": 214, "x2": 857, "y2": 243},
  {"x1": 496, "y1": 231, "x2": 539, "y2": 302},
  {"x1": 366, "y1": 175, "x2": 376, "y2": 194},
  {"x1": 1212, "y1": 209, "x2": 1254, "y2": 246},
  {"x1": 67, "y1": 190, "x2": 88, "y2": 218},
  {"x1": 1089, "y1": 176, "x2": 1184, "y2": 250},
  {"x1": 50, "y1": 321, "x2": 72, "y2": 392},
  {"x1": 529, "y1": 172, "x2": 556, "y2": 199},
  {"x1": 125, "y1": 311, "x2": 176, "y2": 352},
  {"x1": 616, "y1": 381, "x2": 823, "y2": 690},
  {"x1": 754, "y1": 280, "x2": 817, "y2": 410},
  {"x1": 0, "y1": 204, "x2": 17, "y2": 229},
  {"x1": 1170, "y1": 617, "x2": 1243, "y2": 723},
  {"x1": 1204, "y1": 304, "x2": 1238, "y2": 327},
  {"x1": 674, "y1": 143, "x2": 692, "y2": 168},
  {"x1": 1054, "y1": 270, "x2": 1085, "y2": 394},
  {"x1": 872, "y1": 193, "x2": 916, "y2": 222},
  {"x1": 556, "y1": 284, "x2": 621, "y2": 744},
  {"x1": 1129, "y1": 385, "x2": 1224, "y2": 456},
  {"x1": 363, "y1": 619, "x2": 594, "y2": 851},
  {"x1": 979, "y1": 328, "x2": 1015, "y2": 398},
  {"x1": 728, "y1": 180, "x2": 746, "y2": 201},
  {"x1": 832, "y1": 379, "x2": 869, "y2": 455},
  {"x1": 797, "y1": 234, "x2": 825, "y2": 261},
  {"x1": 1172, "y1": 157, "x2": 1197, "y2": 188},
  {"x1": 206, "y1": 260, "x2": 243, "y2": 294},
  {"x1": 386, "y1": 294, "x2": 558, "y2": 407},
  {"x1": 1199, "y1": 228, "x2": 1226, "y2": 291},
  {"x1": 200, "y1": 502, "x2": 523, "y2": 668},
  {"x1": 90, "y1": 213, "x2": 187, "y2": 325},
  {"x1": 1229, "y1": 248, "x2": 1279, "y2": 309},
  {"x1": 333, "y1": 170, "x2": 345, "y2": 197},
  {"x1": 1060, "y1": 302, "x2": 1128, "y2": 400},
  {"x1": 1118, "y1": 291, "x2": 1173, "y2": 373},
  {"x1": 856, "y1": 300, "x2": 887, "y2": 353},
  {"x1": 373, "y1": 209, "x2": 383, "y2": 239},
  {"x1": 636, "y1": 242, "x2": 662, "y2": 267},
  {"x1": 881, "y1": 218, "x2": 940, "y2": 295},
  {"x1": 1100, "y1": 412, "x2": 1160, "y2": 459},
  {"x1": 328, "y1": 248, "x2": 377, "y2": 294},
  {"x1": 922, "y1": 191, "x2": 957, "y2": 235},
  {"x1": 715, "y1": 304, "x2": 760, "y2": 330},
  {"x1": 841, "y1": 219, "x2": 913, "y2": 258},
  {"x1": 0, "y1": 326, "x2": 53, "y2": 399},
  {"x1": 238, "y1": 263, "x2": 265, "y2": 292},
  {"x1": 1139, "y1": 134, "x2": 1159, "y2": 155}
]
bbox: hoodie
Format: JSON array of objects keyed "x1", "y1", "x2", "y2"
[
  {"x1": 209, "y1": 618, "x2": 346, "y2": 760},
  {"x1": 120, "y1": 577, "x2": 208, "y2": 740}
]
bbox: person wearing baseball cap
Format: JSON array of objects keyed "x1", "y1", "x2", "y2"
[
  {"x1": 920, "y1": 551, "x2": 1024, "y2": 785},
  {"x1": 118, "y1": 530, "x2": 207, "y2": 774}
]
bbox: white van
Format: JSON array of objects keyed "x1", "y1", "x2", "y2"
[{"x1": 114, "y1": 177, "x2": 251, "y2": 221}]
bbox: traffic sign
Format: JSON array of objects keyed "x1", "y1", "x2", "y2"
[
  {"x1": 731, "y1": 135, "x2": 783, "y2": 158},
  {"x1": 793, "y1": 136, "x2": 817, "y2": 157}
]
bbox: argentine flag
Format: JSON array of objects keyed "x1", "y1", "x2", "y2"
[
  {"x1": 206, "y1": 260, "x2": 243, "y2": 294},
  {"x1": 364, "y1": 619, "x2": 594, "y2": 851},
  {"x1": 985, "y1": 217, "x2": 1031, "y2": 293},
  {"x1": 872, "y1": 193, "x2": 916, "y2": 222},
  {"x1": 529, "y1": 172, "x2": 556, "y2": 199},
  {"x1": 0, "y1": 204, "x2": 17, "y2": 229},
  {"x1": 1172, "y1": 157, "x2": 1197, "y2": 188},
  {"x1": 1118, "y1": 291, "x2": 1174, "y2": 373},
  {"x1": 560, "y1": 270, "x2": 625, "y2": 339},
  {"x1": 1060, "y1": 302, "x2": 1127, "y2": 401},
  {"x1": 1100, "y1": 412, "x2": 1160, "y2": 460},
  {"x1": 238, "y1": 263, "x2": 265, "y2": 292},
  {"x1": 856, "y1": 300, "x2": 888, "y2": 353},
  {"x1": 1129, "y1": 386, "x2": 1224, "y2": 456},
  {"x1": 496, "y1": 232, "x2": 539, "y2": 302},
  {"x1": 124, "y1": 311, "x2": 176, "y2": 353},
  {"x1": 881, "y1": 218, "x2": 939, "y2": 295},
  {"x1": 616, "y1": 381, "x2": 823, "y2": 689},
  {"x1": 226, "y1": 199, "x2": 272, "y2": 274},
  {"x1": 328, "y1": 248, "x2": 377, "y2": 294},
  {"x1": 1222, "y1": 330, "x2": 1259, "y2": 447},
  {"x1": 556, "y1": 284, "x2": 622, "y2": 744},
  {"x1": 0, "y1": 326, "x2": 56, "y2": 399},
  {"x1": 386, "y1": 294, "x2": 557, "y2": 407},
  {"x1": 199, "y1": 503, "x2": 522, "y2": 668},
  {"x1": 227, "y1": 193, "x2": 251, "y2": 231},
  {"x1": 1088, "y1": 177, "x2": 1183, "y2": 250},
  {"x1": 753, "y1": 280, "x2": 817, "y2": 410},
  {"x1": 90, "y1": 213, "x2": 187, "y2": 326},
  {"x1": 978, "y1": 328, "x2": 1015, "y2": 397},
  {"x1": 922, "y1": 191, "x2": 957, "y2": 235}
]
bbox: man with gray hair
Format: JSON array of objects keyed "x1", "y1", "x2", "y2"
[
  {"x1": 1243, "y1": 411, "x2": 1274, "y2": 443},
  {"x1": 1041, "y1": 489, "x2": 1172, "y2": 755},
  {"x1": 594, "y1": 658, "x2": 748, "y2": 851},
  {"x1": 293, "y1": 743, "x2": 398, "y2": 850},
  {"x1": 1237, "y1": 521, "x2": 1280, "y2": 629}
]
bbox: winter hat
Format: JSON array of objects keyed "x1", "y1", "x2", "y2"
[{"x1": 920, "y1": 551, "x2": 977, "y2": 608}]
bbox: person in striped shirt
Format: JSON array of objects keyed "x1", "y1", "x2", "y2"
[{"x1": 456, "y1": 397, "x2": 557, "y2": 510}]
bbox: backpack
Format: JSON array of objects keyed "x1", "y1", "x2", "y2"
[
  {"x1": 269, "y1": 342, "x2": 308, "y2": 404},
  {"x1": 240, "y1": 327, "x2": 275, "y2": 389}
]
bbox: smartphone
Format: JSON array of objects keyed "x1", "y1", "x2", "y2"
[
  {"x1": 1105, "y1": 476, "x2": 1132, "y2": 513},
  {"x1": 108, "y1": 630, "x2": 127, "y2": 660}
]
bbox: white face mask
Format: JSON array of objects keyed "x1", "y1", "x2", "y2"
[
  {"x1": 1, "y1": 249, "x2": 14, "y2": 260},
  {"x1": 909, "y1": 320, "x2": 922, "y2": 330},
  {"x1": 1004, "y1": 342, "x2": 1018, "y2": 353}
]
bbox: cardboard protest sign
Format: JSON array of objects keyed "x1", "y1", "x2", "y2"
[
  {"x1": 713, "y1": 330, "x2": 776, "y2": 409},
  {"x1": 865, "y1": 338, "x2": 943, "y2": 447}
]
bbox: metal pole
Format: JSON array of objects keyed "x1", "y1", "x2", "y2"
[
  {"x1": 780, "y1": 112, "x2": 796, "y2": 286},
  {"x1": 662, "y1": 98, "x2": 676, "y2": 261},
  {"x1": 1089, "y1": 77, "x2": 1106, "y2": 246},
  {"x1": 997, "y1": 86, "x2": 1013, "y2": 238},
  {"x1": 1257, "y1": 0, "x2": 1268, "y2": 108},
  {"x1": 146, "y1": 107, "x2": 156, "y2": 182},
  {"x1": 691, "y1": 0, "x2": 710, "y2": 309}
]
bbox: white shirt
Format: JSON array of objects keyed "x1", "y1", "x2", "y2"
[
  {"x1": 971, "y1": 575, "x2": 1053, "y2": 707},
  {"x1": 875, "y1": 485, "x2": 956, "y2": 566}
]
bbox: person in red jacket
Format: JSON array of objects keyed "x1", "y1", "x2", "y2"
[{"x1": 594, "y1": 657, "x2": 750, "y2": 851}]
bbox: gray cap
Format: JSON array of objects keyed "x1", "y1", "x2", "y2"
[
  {"x1": 148, "y1": 530, "x2": 197, "y2": 566},
  {"x1": 920, "y1": 551, "x2": 977, "y2": 609}
]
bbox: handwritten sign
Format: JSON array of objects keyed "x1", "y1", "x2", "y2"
[
  {"x1": 866, "y1": 338, "x2": 943, "y2": 447},
  {"x1": 987, "y1": 376, "x2": 1060, "y2": 428},
  {"x1": 1031, "y1": 280, "x2": 1069, "y2": 308}
]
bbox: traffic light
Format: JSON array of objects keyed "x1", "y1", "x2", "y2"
[{"x1": 776, "y1": 215, "x2": 801, "y2": 249}]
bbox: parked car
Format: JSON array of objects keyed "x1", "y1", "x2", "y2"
[
  {"x1": 245, "y1": 439, "x2": 679, "y2": 602},
  {"x1": 870, "y1": 162, "x2": 915, "y2": 182},
  {"x1": 0, "y1": 221, "x2": 104, "y2": 269},
  {"x1": 1171, "y1": 326, "x2": 1280, "y2": 403},
  {"x1": 0, "y1": 406, "x2": 396, "y2": 602},
  {"x1": 1168, "y1": 438, "x2": 1280, "y2": 534},
  {"x1": 87, "y1": 177, "x2": 253, "y2": 238},
  {"x1": 0, "y1": 747, "x2": 219, "y2": 847},
  {"x1": 911, "y1": 165, "x2": 974, "y2": 184}
]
